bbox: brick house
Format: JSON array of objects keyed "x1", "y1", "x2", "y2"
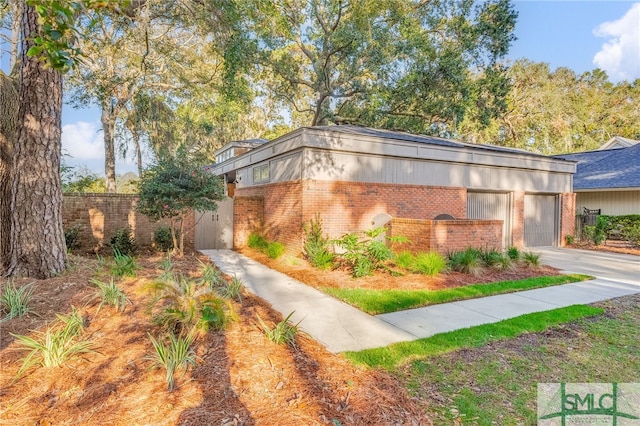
[{"x1": 204, "y1": 125, "x2": 576, "y2": 255}]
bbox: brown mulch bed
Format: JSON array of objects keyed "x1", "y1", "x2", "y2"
[
  {"x1": 238, "y1": 248, "x2": 561, "y2": 292},
  {"x1": 570, "y1": 240, "x2": 640, "y2": 256},
  {"x1": 0, "y1": 254, "x2": 429, "y2": 425}
]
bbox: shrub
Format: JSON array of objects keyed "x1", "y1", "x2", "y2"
[
  {"x1": 197, "y1": 259, "x2": 224, "y2": 288},
  {"x1": 12, "y1": 307, "x2": 93, "y2": 379},
  {"x1": 64, "y1": 224, "x2": 82, "y2": 251},
  {"x1": 248, "y1": 233, "x2": 285, "y2": 259},
  {"x1": 110, "y1": 227, "x2": 136, "y2": 255},
  {"x1": 623, "y1": 224, "x2": 640, "y2": 248},
  {"x1": 448, "y1": 247, "x2": 484, "y2": 276},
  {"x1": 0, "y1": 281, "x2": 34, "y2": 320},
  {"x1": 333, "y1": 227, "x2": 394, "y2": 278},
  {"x1": 565, "y1": 235, "x2": 575, "y2": 245},
  {"x1": 148, "y1": 331, "x2": 197, "y2": 392},
  {"x1": 147, "y1": 275, "x2": 232, "y2": 334},
  {"x1": 303, "y1": 214, "x2": 334, "y2": 269},
  {"x1": 583, "y1": 216, "x2": 608, "y2": 245},
  {"x1": 394, "y1": 251, "x2": 415, "y2": 271},
  {"x1": 257, "y1": 311, "x2": 300, "y2": 348},
  {"x1": 265, "y1": 242, "x2": 285, "y2": 259},
  {"x1": 154, "y1": 226, "x2": 175, "y2": 252},
  {"x1": 412, "y1": 252, "x2": 447, "y2": 276},
  {"x1": 90, "y1": 278, "x2": 131, "y2": 313},
  {"x1": 248, "y1": 233, "x2": 269, "y2": 250}
]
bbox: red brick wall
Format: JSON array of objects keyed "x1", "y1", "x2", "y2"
[
  {"x1": 233, "y1": 194, "x2": 264, "y2": 249},
  {"x1": 388, "y1": 218, "x2": 503, "y2": 255},
  {"x1": 62, "y1": 193, "x2": 194, "y2": 252},
  {"x1": 512, "y1": 191, "x2": 525, "y2": 248},
  {"x1": 301, "y1": 180, "x2": 466, "y2": 239},
  {"x1": 560, "y1": 192, "x2": 576, "y2": 246}
]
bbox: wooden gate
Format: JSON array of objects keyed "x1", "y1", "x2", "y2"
[{"x1": 195, "y1": 197, "x2": 234, "y2": 249}]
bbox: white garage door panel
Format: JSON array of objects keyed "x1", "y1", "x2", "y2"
[
  {"x1": 467, "y1": 192, "x2": 511, "y2": 249},
  {"x1": 524, "y1": 194, "x2": 558, "y2": 247}
]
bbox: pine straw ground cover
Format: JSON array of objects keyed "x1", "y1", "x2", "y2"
[
  {"x1": 237, "y1": 248, "x2": 562, "y2": 292},
  {"x1": 0, "y1": 254, "x2": 428, "y2": 425}
]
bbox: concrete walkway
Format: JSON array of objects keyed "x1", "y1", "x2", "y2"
[{"x1": 200, "y1": 248, "x2": 640, "y2": 353}]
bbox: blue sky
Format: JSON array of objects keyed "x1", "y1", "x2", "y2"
[{"x1": 3, "y1": 1, "x2": 640, "y2": 176}]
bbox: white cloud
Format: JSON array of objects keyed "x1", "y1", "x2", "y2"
[
  {"x1": 61, "y1": 121, "x2": 104, "y2": 160},
  {"x1": 593, "y1": 3, "x2": 640, "y2": 82}
]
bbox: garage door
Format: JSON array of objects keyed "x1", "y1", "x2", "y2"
[
  {"x1": 524, "y1": 194, "x2": 558, "y2": 247},
  {"x1": 467, "y1": 192, "x2": 511, "y2": 248}
]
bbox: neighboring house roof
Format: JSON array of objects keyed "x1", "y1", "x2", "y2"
[
  {"x1": 598, "y1": 136, "x2": 640, "y2": 150},
  {"x1": 555, "y1": 143, "x2": 640, "y2": 190}
]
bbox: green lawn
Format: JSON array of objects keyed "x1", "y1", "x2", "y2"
[
  {"x1": 323, "y1": 274, "x2": 592, "y2": 314},
  {"x1": 346, "y1": 296, "x2": 640, "y2": 425}
]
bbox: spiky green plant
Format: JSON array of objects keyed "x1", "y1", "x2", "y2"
[
  {"x1": 159, "y1": 253, "x2": 174, "y2": 281},
  {"x1": 448, "y1": 247, "x2": 484, "y2": 276},
  {"x1": 147, "y1": 275, "x2": 231, "y2": 333},
  {"x1": 111, "y1": 248, "x2": 140, "y2": 277},
  {"x1": 90, "y1": 278, "x2": 131, "y2": 313},
  {"x1": 522, "y1": 252, "x2": 541, "y2": 268},
  {"x1": 0, "y1": 281, "x2": 34, "y2": 320},
  {"x1": 12, "y1": 307, "x2": 93, "y2": 379},
  {"x1": 148, "y1": 331, "x2": 197, "y2": 392},
  {"x1": 257, "y1": 311, "x2": 301, "y2": 348},
  {"x1": 506, "y1": 246, "x2": 520, "y2": 261},
  {"x1": 215, "y1": 275, "x2": 244, "y2": 303},
  {"x1": 198, "y1": 259, "x2": 224, "y2": 288},
  {"x1": 481, "y1": 248, "x2": 504, "y2": 268}
]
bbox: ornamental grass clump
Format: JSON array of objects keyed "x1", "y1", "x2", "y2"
[
  {"x1": 448, "y1": 247, "x2": 484, "y2": 276},
  {"x1": 12, "y1": 307, "x2": 94, "y2": 380},
  {"x1": 90, "y1": 278, "x2": 131, "y2": 313},
  {"x1": 257, "y1": 311, "x2": 301, "y2": 348},
  {"x1": 148, "y1": 331, "x2": 197, "y2": 392},
  {"x1": 0, "y1": 281, "x2": 34, "y2": 321},
  {"x1": 412, "y1": 252, "x2": 447, "y2": 276}
]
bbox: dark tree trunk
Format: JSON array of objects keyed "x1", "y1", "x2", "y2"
[
  {"x1": 7, "y1": 1, "x2": 66, "y2": 278},
  {"x1": 102, "y1": 98, "x2": 118, "y2": 193},
  {"x1": 0, "y1": 72, "x2": 19, "y2": 273}
]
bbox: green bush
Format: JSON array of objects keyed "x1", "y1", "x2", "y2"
[
  {"x1": 622, "y1": 224, "x2": 640, "y2": 248},
  {"x1": 154, "y1": 226, "x2": 174, "y2": 252},
  {"x1": 583, "y1": 216, "x2": 607, "y2": 245},
  {"x1": 480, "y1": 248, "x2": 504, "y2": 268},
  {"x1": 333, "y1": 227, "x2": 394, "y2": 278},
  {"x1": 413, "y1": 252, "x2": 447, "y2": 276},
  {"x1": 303, "y1": 214, "x2": 334, "y2": 269},
  {"x1": 248, "y1": 233, "x2": 285, "y2": 259},
  {"x1": 64, "y1": 224, "x2": 82, "y2": 251},
  {"x1": 394, "y1": 251, "x2": 415, "y2": 270},
  {"x1": 110, "y1": 227, "x2": 136, "y2": 255},
  {"x1": 111, "y1": 249, "x2": 140, "y2": 277},
  {"x1": 521, "y1": 251, "x2": 541, "y2": 268},
  {"x1": 257, "y1": 311, "x2": 300, "y2": 348}
]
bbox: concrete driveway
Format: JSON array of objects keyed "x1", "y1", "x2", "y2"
[{"x1": 533, "y1": 247, "x2": 639, "y2": 285}]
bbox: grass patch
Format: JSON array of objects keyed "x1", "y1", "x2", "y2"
[
  {"x1": 323, "y1": 274, "x2": 592, "y2": 314},
  {"x1": 344, "y1": 304, "x2": 604, "y2": 370},
  {"x1": 399, "y1": 297, "x2": 640, "y2": 424}
]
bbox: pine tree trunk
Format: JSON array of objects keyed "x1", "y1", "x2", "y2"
[
  {"x1": 0, "y1": 72, "x2": 19, "y2": 273},
  {"x1": 7, "y1": 2, "x2": 66, "y2": 278},
  {"x1": 102, "y1": 99, "x2": 117, "y2": 193}
]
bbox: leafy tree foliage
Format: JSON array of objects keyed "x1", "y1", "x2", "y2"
[
  {"x1": 136, "y1": 151, "x2": 225, "y2": 256},
  {"x1": 458, "y1": 60, "x2": 640, "y2": 153}
]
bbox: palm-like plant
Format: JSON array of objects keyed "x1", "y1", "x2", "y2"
[{"x1": 147, "y1": 275, "x2": 231, "y2": 333}]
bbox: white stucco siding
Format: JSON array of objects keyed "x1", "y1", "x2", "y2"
[{"x1": 302, "y1": 149, "x2": 572, "y2": 193}]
